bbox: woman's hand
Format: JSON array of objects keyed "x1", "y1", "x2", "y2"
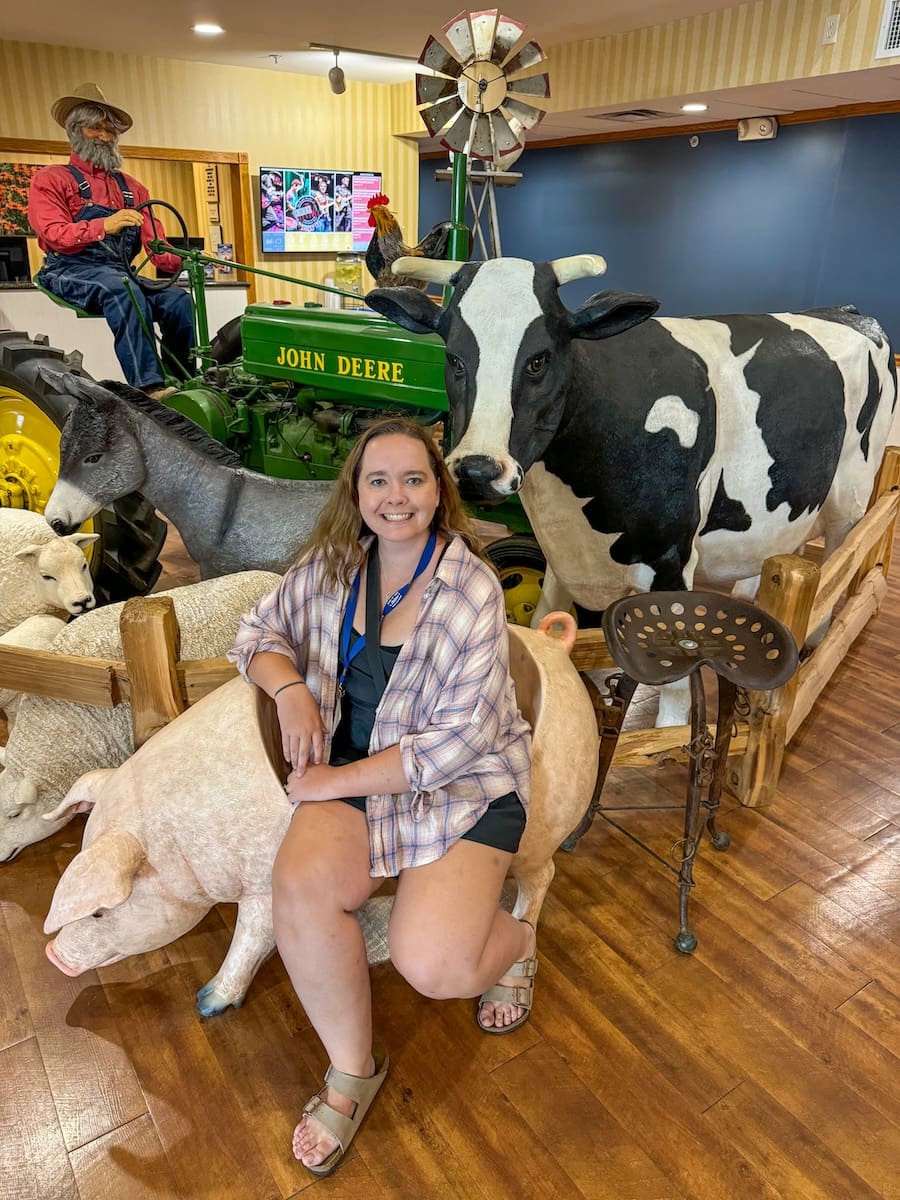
[
  {"x1": 285, "y1": 764, "x2": 343, "y2": 806},
  {"x1": 275, "y1": 684, "x2": 325, "y2": 774}
]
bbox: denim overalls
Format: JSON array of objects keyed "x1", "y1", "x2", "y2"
[{"x1": 37, "y1": 165, "x2": 193, "y2": 390}]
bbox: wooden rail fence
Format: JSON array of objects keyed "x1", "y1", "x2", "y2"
[{"x1": 1, "y1": 447, "x2": 898, "y2": 807}]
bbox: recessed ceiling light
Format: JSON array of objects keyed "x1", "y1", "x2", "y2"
[
  {"x1": 193, "y1": 23, "x2": 224, "y2": 35},
  {"x1": 682, "y1": 102, "x2": 708, "y2": 113}
]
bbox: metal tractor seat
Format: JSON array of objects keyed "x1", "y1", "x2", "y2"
[
  {"x1": 569, "y1": 591, "x2": 799, "y2": 953},
  {"x1": 33, "y1": 276, "x2": 97, "y2": 319}
]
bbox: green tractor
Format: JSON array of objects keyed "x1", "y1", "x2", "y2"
[{"x1": 0, "y1": 173, "x2": 548, "y2": 621}]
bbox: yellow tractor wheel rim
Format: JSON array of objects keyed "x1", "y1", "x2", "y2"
[
  {"x1": 0, "y1": 385, "x2": 99, "y2": 562},
  {"x1": 497, "y1": 562, "x2": 545, "y2": 627}
]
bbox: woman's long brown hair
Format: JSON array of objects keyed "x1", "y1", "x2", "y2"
[{"x1": 295, "y1": 418, "x2": 489, "y2": 587}]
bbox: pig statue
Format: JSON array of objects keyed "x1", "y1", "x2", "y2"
[{"x1": 43, "y1": 614, "x2": 599, "y2": 1016}]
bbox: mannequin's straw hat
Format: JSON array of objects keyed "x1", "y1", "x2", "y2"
[{"x1": 51, "y1": 83, "x2": 133, "y2": 132}]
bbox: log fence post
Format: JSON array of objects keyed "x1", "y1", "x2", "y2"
[
  {"x1": 850, "y1": 446, "x2": 900, "y2": 594},
  {"x1": 727, "y1": 553, "x2": 818, "y2": 808},
  {"x1": 120, "y1": 596, "x2": 184, "y2": 749}
]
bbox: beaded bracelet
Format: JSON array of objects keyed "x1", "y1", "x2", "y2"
[{"x1": 272, "y1": 680, "x2": 306, "y2": 699}]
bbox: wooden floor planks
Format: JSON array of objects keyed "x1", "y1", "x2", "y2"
[{"x1": 1, "y1": 524, "x2": 899, "y2": 1198}]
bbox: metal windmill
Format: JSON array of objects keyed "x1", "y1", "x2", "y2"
[{"x1": 416, "y1": 10, "x2": 550, "y2": 257}]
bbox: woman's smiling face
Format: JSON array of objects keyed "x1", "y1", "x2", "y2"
[{"x1": 356, "y1": 434, "x2": 440, "y2": 545}]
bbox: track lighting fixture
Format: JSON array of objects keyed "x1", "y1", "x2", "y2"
[{"x1": 328, "y1": 50, "x2": 346, "y2": 95}]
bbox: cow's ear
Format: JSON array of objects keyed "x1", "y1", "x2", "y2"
[
  {"x1": 43, "y1": 829, "x2": 145, "y2": 933},
  {"x1": 365, "y1": 287, "x2": 442, "y2": 334},
  {"x1": 568, "y1": 290, "x2": 660, "y2": 341}
]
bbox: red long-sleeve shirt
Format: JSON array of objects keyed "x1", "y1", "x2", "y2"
[{"x1": 27, "y1": 153, "x2": 182, "y2": 275}]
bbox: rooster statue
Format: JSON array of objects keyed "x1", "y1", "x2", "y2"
[{"x1": 364, "y1": 194, "x2": 455, "y2": 289}]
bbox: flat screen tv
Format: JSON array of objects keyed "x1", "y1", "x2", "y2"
[
  {"x1": 156, "y1": 236, "x2": 205, "y2": 279},
  {"x1": 260, "y1": 168, "x2": 382, "y2": 254},
  {"x1": 0, "y1": 235, "x2": 30, "y2": 282}
]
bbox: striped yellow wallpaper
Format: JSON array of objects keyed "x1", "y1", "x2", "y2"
[
  {"x1": 551, "y1": 0, "x2": 900, "y2": 112},
  {"x1": 0, "y1": 38, "x2": 419, "y2": 304},
  {"x1": 3, "y1": 4, "x2": 897, "y2": 302}
]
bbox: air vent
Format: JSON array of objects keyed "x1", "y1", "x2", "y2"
[
  {"x1": 590, "y1": 108, "x2": 676, "y2": 122},
  {"x1": 875, "y1": 0, "x2": 900, "y2": 57}
]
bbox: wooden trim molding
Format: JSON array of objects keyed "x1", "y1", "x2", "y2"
[
  {"x1": 420, "y1": 97, "x2": 900, "y2": 158},
  {"x1": 0, "y1": 136, "x2": 247, "y2": 164}
]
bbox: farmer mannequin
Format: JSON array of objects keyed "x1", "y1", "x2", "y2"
[{"x1": 27, "y1": 83, "x2": 194, "y2": 400}]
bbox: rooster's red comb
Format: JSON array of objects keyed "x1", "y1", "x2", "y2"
[{"x1": 367, "y1": 193, "x2": 390, "y2": 211}]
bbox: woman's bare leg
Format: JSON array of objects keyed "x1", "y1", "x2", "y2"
[
  {"x1": 388, "y1": 839, "x2": 536, "y2": 1026},
  {"x1": 272, "y1": 801, "x2": 382, "y2": 1167}
]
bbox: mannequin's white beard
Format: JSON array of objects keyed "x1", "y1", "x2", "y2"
[{"x1": 70, "y1": 129, "x2": 123, "y2": 172}]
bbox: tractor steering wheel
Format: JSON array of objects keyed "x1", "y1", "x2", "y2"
[{"x1": 122, "y1": 199, "x2": 191, "y2": 292}]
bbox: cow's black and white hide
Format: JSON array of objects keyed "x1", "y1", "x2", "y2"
[{"x1": 367, "y1": 255, "x2": 897, "y2": 725}]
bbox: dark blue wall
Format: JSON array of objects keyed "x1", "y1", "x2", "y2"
[{"x1": 417, "y1": 113, "x2": 899, "y2": 344}]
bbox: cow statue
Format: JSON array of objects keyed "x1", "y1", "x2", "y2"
[{"x1": 367, "y1": 254, "x2": 897, "y2": 724}]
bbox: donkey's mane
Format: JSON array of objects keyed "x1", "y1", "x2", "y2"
[{"x1": 101, "y1": 381, "x2": 243, "y2": 467}]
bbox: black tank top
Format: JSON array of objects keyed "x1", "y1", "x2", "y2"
[{"x1": 330, "y1": 628, "x2": 401, "y2": 761}]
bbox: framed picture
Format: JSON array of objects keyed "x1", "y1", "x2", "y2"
[{"x1": 0, "y1": 162, "x2": 42, "y2": 235}]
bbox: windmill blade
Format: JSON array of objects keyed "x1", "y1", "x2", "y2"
[
  {"x1": 418, "y1": 34, "x2": 464, "y2": 77},
  {"x1": 421, "y1": 94, "x2": 466, "y2": 137},
  {"x1": 468, "y1": 113, "x2": 500, "y2": 159},
  {"x1": 487, "y1": 110, "x2": 525, "y2": 157},
  {"x1": 503, "y1": 40, "x2": 546, "y2": 75},
  {"x1": 491, "y1": 14, "x2": 528, "y2": 65},
  {"x1": 440, "y1": 107, "x2": 479, "y2": 155},
  {"x1": 442, "y1": 11, "x2": 475, "y2": 64},
  {"x1": 502, "y1": 97, "x2": 547, "y2": 131},
  {"x1": 469, "y1": 9, "x2": 500, "y2": 60},
  {"x1": 416, "y1": 74, "x2": 459, "y2": 106},
  {"x1": 506, "y1": 72, "x2": 551, "y2": 102}
]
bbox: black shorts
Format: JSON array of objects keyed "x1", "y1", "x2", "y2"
[{"x1": 339, "y1": 790, "x2": 526, "y2": 854}]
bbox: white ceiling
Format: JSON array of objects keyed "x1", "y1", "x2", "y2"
[{"x1": 7, "y1": 0, "x2": 900, "y2": 142}]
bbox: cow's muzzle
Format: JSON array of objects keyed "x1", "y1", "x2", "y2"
[{"x1": 451, "y1": 454, "x2": 522, "y2": 501}]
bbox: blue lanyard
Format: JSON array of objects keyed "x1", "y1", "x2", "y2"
[{"x1": 339, "y1": 532, "x2": 436, "y2": 692}]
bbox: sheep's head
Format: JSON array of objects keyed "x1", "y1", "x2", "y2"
[
  {"x1": 14, "y1": 534, "x2": 99, "y2": 615},
  {"x1": 0, "y1": 773, "x2": 62, "y2": 862}
]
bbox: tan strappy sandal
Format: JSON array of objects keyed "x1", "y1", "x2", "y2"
[
  {"x1": 476, "y1": 952, "x2": 538, "y2": 1036},
  {"x1": 296, "y1": 1042, "x2": 390, "y2": 1178}
]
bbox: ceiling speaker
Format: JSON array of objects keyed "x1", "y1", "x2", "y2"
[{"x1": 737, "y1": 116, "x2": 779, "y2": 141}]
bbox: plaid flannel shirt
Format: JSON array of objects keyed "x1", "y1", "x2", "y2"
[{"x1": 228, "y1": 534, "x2": 532, "y2": 876}]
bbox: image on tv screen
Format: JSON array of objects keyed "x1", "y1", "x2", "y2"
[{"x1": 260, "y1": 168, "x2": 382, "y2": 254}]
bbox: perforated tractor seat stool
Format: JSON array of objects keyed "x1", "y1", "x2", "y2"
[{"x1": 570, "y1": 591, "x2": 799, "y2": 953}]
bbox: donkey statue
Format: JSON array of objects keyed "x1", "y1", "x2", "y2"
[{"x1": 41, "y1": 372, "x2": 334, "y2": 578}]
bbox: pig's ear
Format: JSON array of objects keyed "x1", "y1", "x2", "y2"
[
  {"x1": 44, "y1": 829, "x2": 145, "y2": 934},
  {"x1": 43, "y1": 769, "x2": 117, "y2": 824}
]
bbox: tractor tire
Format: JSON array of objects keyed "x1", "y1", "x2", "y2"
[
  {"x1": 0, "y1": 331, "x2": 166, "y2": 604},
  {"x1": 484, "y1": 534, "x2": 547, "y2": 627},
  {"x1": 209, "y1": 316, "x2": 242, "y2": 365}
]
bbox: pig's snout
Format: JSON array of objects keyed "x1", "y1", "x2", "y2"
[{"x1": 45, "y1": 939, "x2": 83, "y2": 977}]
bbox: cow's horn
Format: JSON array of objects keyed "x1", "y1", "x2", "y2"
[
  {"x1": 390, "y1": 257, "x2": 464, "y2": 284},
  {"x1": 550, "y1": 254, "x2": 608, "y2": 285}
]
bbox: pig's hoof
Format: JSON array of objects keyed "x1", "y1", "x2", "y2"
[{"x1": 195, "y1": 979, "x2": 245, "y2": 1016}]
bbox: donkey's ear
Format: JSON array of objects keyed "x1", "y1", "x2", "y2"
[{"x1": 77, "y1": 378, "x2": 121, "y2": 412}]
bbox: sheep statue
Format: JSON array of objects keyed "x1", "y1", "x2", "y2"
[
  {"x1": 0, "y1": 508, "x2": 97, "y2": 634},
  {"x1": 0, "y1": 615, "x2": 68, "y2": 751},
  {"x1": 41, "y1": 615, "x2": 600, "y2": 1017},
  {"x1": 0, "y1": 570, "x2": 280, "y2": 863}
]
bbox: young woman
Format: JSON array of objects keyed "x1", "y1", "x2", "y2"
[{"x1": 228, "y1": 418, "x2": 534, "y2": 1177}]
